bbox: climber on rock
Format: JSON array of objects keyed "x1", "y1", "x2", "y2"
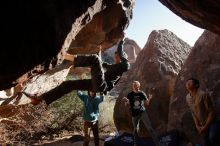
[{"x1": 24, "y1": 35, "x2": 130, "y2": 105}]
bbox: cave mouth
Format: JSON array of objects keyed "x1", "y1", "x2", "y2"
[{"x1": 1, "y1": 0, "x2": 220, "y2": 145}]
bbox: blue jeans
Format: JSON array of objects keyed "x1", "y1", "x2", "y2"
[{"x1": 204, "y1": 120, "x2": 220, "y2": 146}]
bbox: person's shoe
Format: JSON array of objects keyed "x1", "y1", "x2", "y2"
[
  {"x1": 22, "y1": 92, "x2": 42, "y2": 105},
  {"x1": 29, "y1": 97, "x2": 42, "y2": 105}
]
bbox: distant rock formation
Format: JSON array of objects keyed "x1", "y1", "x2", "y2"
[
  {"x1": 167, "y1": 30, "x2": 220, "y2": 144},
  {"x1": 160, "y1": 0, "x2": 220, "y2": 34},
  {"x1": 102, "y1": 38, "x2": 141, "y2": 64},
  {"x1": 114, "y1": 29, "x2": 191, "y2": 136}
]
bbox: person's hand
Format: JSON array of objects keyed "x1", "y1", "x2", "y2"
[
  {"x1": 79, "y1": 74, "x2": 84, "y2": 80},
  {"x1": 122, "y1": 97, "x2": 128, "y2": 101},
  {"x1": 195, "y1": 124, "x2": 201, "y2": 132},
  {"x1": 149, "y1": 94, "x2": 153, "y2": 100},
  {"x1": 196, "y1": 124, "x2": 206, "y2": 135},
  {"x1": 200, "y1": 125, "x2": 208, "y2": 134},
  {"x1": 14, "y1": 83, "x2": 23, "y2": 94},
  {"x1": 64, "y1": 53, "x2": 75, "y2": 62},
  {"x1": 122, "y1": 97, "x2": 129, "y2": 106}
]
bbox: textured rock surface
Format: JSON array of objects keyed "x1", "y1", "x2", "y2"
[
  {"x1": 0, "y1": 0, "x2": 133, "y2": 90},
  {"x1": 159, "y1": 0, "x2": 220, "y2": 34},
  {"x1": 68, "y1": 3, "x2": 134, "y2": 55},
  {"x1": 114, "y1": 29, "x2": 191, "y2": 136},
  {"x1": 102, "y1": 37, "x2": 141, "y2": 64},
  {"x1": 167, "y1": 31, "x2": 220, "y2": 143}
]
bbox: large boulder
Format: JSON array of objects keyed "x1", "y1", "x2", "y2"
[
  {"x1": 0, "y1": 0, "x2": 134, "y2": 90},
  {"x1": 114, "y1": 29, "x2": 191, "y2": 136},
  {"x1": 167, "y1": 30, "x2": 220, "y2": 143},
  {"x1": 159, "y1": 0, "x2": 220, "y2": 34}
]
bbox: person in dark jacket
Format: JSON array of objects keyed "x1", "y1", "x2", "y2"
[{"x1": 24, "y1": 38, "x2": 130, "y2": 105}]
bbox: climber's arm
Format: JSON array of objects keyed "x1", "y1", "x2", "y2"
[{"x1": 77, "y1": 90, "x2": 86, "y2": 102}]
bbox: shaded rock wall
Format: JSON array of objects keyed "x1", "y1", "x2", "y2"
[
  {"x1": 159, "y1": 0, "x2": 220, "y2": 34},
  {"x1": 114, "y1": 29, "x2": 191, "y2": 135},
  {"x1": 0, "y1": 0, "x2": 133, "y2": 90},
  {"x1": 167, "y1": 31, "x2": 220, "y2": 143},
  {"x1": 0, "y1": 1, "x2": 134, "y2": 144}
]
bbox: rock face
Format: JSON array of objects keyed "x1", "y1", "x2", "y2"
[
  {"x1": 102, "y1": 38, "x2": 141, "y2": 64},
  {"x1": 167, "y1": 31, "x2": 220, "y2": 143},
  {"x1": 159, "y1": 0, "x2": 220, "y2": 34},
  {"x1": 0, "y1": 0, "x2": 133, "y2": 90},
  {"x1": 114, "y1": 29, "x2": 191, "y2": 135}
]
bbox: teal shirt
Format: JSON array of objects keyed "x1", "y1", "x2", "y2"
[{"x1": 77, "y1": 91, "x2": 104, "y2": 122}]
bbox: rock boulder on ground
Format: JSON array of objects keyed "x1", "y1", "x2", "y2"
[
  {"x1": 114, "y1": 29, "x2": 191, "y2": 136},
  {"x1": 167, "y1": 30, "x2": 220, "y2": 144}
]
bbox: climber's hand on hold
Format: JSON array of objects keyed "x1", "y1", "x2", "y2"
[
  {"x1": 79, "y1": 74, "x2": 84, "y2": 80},
  {"x1": 64, "y1": 53, "x2": 75, "y2": 62}
]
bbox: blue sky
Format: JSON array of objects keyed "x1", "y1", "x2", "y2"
[{"x1": 125, "y1": 0, "x2": 204, "y2": 48}]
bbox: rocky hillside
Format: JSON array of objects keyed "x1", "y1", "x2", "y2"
[
  {"x1": 114, "y1": 29, "x2": 191, "y2": 136},
  {"x1": 167, "y1": 30, "x2": 220, "y2": 144}
]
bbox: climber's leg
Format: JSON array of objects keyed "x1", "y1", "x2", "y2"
[
  {"x1": 41, "y1": 79, "x2": 93, "y2": 104},
  {"x1": 23, "y1": 55, "x2": 107, "y2": 105},
  {"x1": 83, "y1": 121, "x2": 91, "y2": 146}
]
